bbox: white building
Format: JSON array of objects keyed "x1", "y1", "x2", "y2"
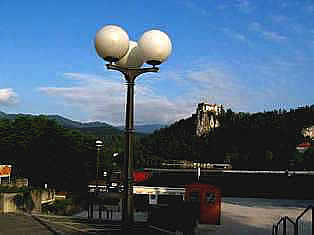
[
  {"x1": 196, "y1": 103, "x2": 223, "y2": 137},
  {"x1": 302, "y1": 126, "x2": 314, "y2": 140}
]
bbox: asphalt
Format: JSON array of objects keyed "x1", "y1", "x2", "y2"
[
  {"x1": 1, "y1": 197, "x2": 312, "y2": 235},
  {"x1": 0, "y1": 213, "x2": 171, "y2": 235},
  {"x1": 0, "y1": 213, "x2": 54, "y2": 235}
]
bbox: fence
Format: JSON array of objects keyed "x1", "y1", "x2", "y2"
[{"x1": 273, "y1": 206, "x2": 313, "y2": 235}]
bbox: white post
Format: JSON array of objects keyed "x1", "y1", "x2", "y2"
[{"x1": 198, "y1": 167, "x2": 200, "y2": 181}]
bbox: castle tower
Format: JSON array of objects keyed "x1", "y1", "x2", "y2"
[{"x1": 196, "y1": 103, "x2": 223, "y2": 136}]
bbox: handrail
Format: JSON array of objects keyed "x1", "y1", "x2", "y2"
[
  {"x1": 285, "y1": 216, "x2": 297, "y2": 235},
  {"x1": 276, "y1": 217, "x2": 285, "y2": 227},
  {"x1": 273, "y1": 217, "x2": 286, "y2": 235},
  {"x1": 295, "y1": 206, "x2": 313, "y2": 235},
  {"x1": 296, "y1": 206, "x2": 312, "y2": 222},
  {"x1": 272, "y1": 205, "x2": 313, "y2": 235},
  {"x1": 273, "y1": 216, "x2": 296, "y2": 235}
]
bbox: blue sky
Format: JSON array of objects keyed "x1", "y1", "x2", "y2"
[{"x1": 0, "y1": 0, "x2": 313, "y2": 125}]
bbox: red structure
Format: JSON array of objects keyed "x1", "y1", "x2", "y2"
[
  {"x1": 185, "y1": 183, "x2": 221, "y2": 225},
  {"x1": 133, "y1": 171, "x2": 152, "y2": 183}
]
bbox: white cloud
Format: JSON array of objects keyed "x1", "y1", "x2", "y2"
[
  {"x1": 236, "y1": 0, "x2": 252, "y2": 12},
  {"x1": 218, "y1": 0, "x2": 254, "y2": 13},
  {"x1": 0, "y1": 88, "x2": 19, "y2": 106},
  {"x1": 180, "y1": 0, "x2": 210, "y2": 16},
  {"x1": 39, "y1": 73, "x2": 192, "y2": 125},
  {"x1": 248, "y1": 22, "x2": 287, "y2": 41},
  {"x1": 223, "y1": 28, "x2": 247, "y2": 41},
  {"x1": 271, "y1": 15, "x2": 287, "y2": 24},
  {"x1": 262, "y1": 31, "x2": 287, "y2": 41},
  {"x1": 234, "y1": 33, "x2": 246, "y2": 41},
  {"x1": 39, "y1": 57, "x2": 306, "y2": 125},
  {"x1": 181, "y1": 66, "x2": 267, "y2": 111}
]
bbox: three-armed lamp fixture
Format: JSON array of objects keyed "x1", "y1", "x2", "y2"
[{"x1": 94, "y1": 24, "x2": 172, "y2": 230}]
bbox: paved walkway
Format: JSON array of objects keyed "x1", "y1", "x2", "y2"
[
  {"x1": 0, "y1": 213, "x2": 54, "y2": 235},
  {"x1": 1, "y1": 197, "x2": 311, "y2": 235},
  {"x1": 74, "y1": 198, "x2": 313, "y2": 235},
  {"x1": 196, "y1": 197, "x2": 313, "y2": 235}
]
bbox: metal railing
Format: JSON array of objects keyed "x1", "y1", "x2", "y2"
[
  {"x1": 295, "y1": 206, "x2": 313, "y2": 235},
  {"x1": 273, "y1": 206, "x2": 313, "y2": 235},
  {"x1": 273, "y1": 216, "x2": 296, "y2": 235}
]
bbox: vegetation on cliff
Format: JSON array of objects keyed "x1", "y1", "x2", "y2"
[{"x1": 136, "y1": 105, "x2": 314, "y2": 170}]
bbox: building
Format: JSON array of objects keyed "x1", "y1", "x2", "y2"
[
  {"x1": 302, "y1": 126, "x2": 314, "y2": 141},
  {"x1": 196, "y1": 103, "x2": 223, "y2": 137}
]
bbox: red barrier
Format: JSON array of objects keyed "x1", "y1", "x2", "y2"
[
  {"x1": 185, "y1": 183, "x2": 221, "y2": 225},
  {"x1": 133, "y1": 171, "x2": 152, "y2": 182}
]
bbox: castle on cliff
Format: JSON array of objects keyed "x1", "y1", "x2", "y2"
[{"x1": 196, "y1": 103, "x2": 224, "y2": 136}]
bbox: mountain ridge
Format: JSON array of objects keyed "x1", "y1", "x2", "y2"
[{"x1": 0, "y1": 111, "x2": 164, "y2": 134}]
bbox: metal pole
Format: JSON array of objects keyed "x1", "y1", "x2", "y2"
[
  {"x1": 96, "y1": 146, "x2": 99, "y2": 194},
  {"x1": 122, "y1": 77, "x2": 135, "y2": 229},
  {"x1": 311, "y1": 206, "x2": 314, "y2": 235},
  {"x1": 105, "y1": 64, "x2": 159, "y2": 231}
]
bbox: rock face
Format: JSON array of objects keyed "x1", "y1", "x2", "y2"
[{"x1": 196, "y1": 103, "x2": 223, "y2": 137}]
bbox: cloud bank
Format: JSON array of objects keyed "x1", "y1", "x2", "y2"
[
  {"x1": 39, "y1": 73, "x2": 192, "y2": 125},
  {"x1": 38, "y1": 60, "x2": 300, "y2": 126},
  {"x1": 249, "y1": 22, "x2": 287, "y2": 41},
  {"x1": 0, "y1": 88, "x2": 18, "y2": 106}
]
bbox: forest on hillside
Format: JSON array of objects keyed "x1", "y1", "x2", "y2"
[
  {"x1": 0, "y1": 116, "x2": 125, "y2": 192},
  {"x1": 136, "y1": 105, "x2": 314, "y2": 170},
  {"x1": 0, "y1": 105, "x2": 313, "y2": 192}
]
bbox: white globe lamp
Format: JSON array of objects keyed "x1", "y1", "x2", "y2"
[
  {"x1": 115, "y1": 41, "x2": 144, "y2": 68},
  {"x1": 138, "y1": 30, "x2": 172, "y2": 66},
  {"x1": 94, "y1": 25, "x2": 172, "y2": 229},
  {"x1": 94, "y1": 25, "x2": 130, "y2": 63}
]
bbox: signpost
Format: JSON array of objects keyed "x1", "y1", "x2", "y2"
[{"x1": 0, "y1": 165, "x2": 12, "y2": 185}]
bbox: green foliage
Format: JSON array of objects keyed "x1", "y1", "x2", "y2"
[
  {"x1": 136, "y1": 105, "x2": 314, "y2": 170},
  {"x1": 0, "y1": 105, "x2": 313, "y2": 192},
  {"x1": 0, "y1": 115, "x2": 146, "y2": 192},
  {"x1": 0, "y1": 116, "x2": 102, "y2": 192},
  {"x1": 42, "y1": 198, "x2": 80, "y2": 215}
]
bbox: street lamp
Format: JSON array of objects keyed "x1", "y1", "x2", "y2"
[
  {"x1": 95, "y1": 140, "x2": 103, "y2": 193},
  {"x1": 94, "y1": 25, "x2": 172, "y2": 229}
]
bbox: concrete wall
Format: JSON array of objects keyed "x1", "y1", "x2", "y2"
[
  {"x1": 0, "y1": 189, "x2": 55, "y2": 213},
  {"x1": 0, "y1": 193, "x2": 19, "y2": 213}
]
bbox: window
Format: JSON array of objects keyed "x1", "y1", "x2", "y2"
[
  {"x1": 206, "y1": 192, "x2": 215, "y2": 204},
  {"x1": 190, "y1": 191, "x2": 200, "y2": 202}
]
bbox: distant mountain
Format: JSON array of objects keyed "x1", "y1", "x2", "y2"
[
  {"x1": 0, "y1": 111, "x2": 7, "y2": 118},
  {"x1": 0, "y1": 111, "x2": 121, "y2": 133},
  {"x1": 117, "y1": 124, "x2": 166, "y2": 134},
  {"x1": 0, "y1": 111, "x2": 163, "y2": 135},
  {"x1": 0, "y1": 112, "x2": 33, "y2": 120},
  {"x1": 46, "y1": 115, "x2": 113, "y2": 129}
]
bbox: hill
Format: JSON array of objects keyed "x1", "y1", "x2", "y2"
[
  {"x1": 0, "y1": 111, "x2": 163, "y2": 135},
  {"x1": 136, "y1": 105, "x2": 314, "y2": 170}
]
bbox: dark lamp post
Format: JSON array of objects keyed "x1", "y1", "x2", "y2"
[
  {"x1": 95, "y1": 140, "x2": 103, "y2": 194},
  {"x1": 94, "y1": 24, "x2": 172, "y2": 230}
]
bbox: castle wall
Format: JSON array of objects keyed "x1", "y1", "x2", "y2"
[{"x1": 196, "y1": 103, "x2": 223, "y2": 136}]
